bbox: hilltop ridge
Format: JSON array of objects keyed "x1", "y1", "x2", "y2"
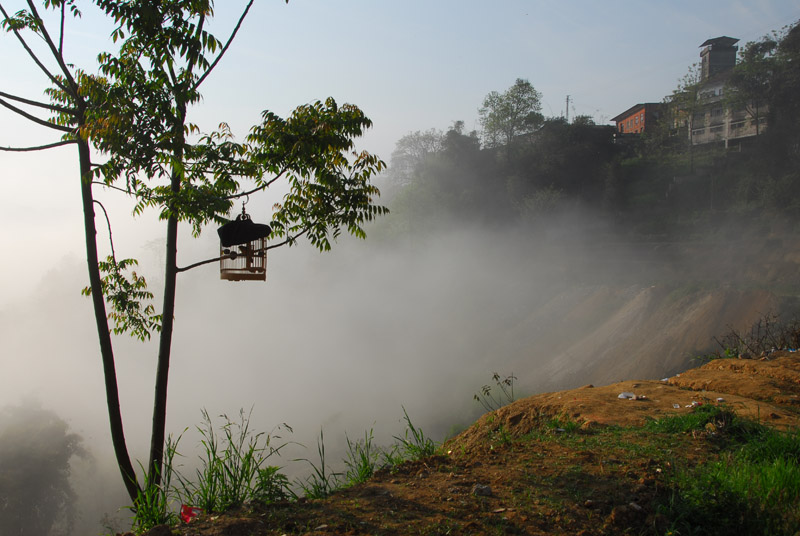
[{"x1": 149, "y1": 351, "x2": 800, "y2": 536}]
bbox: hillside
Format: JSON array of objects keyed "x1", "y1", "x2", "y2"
[{"x1": 141, "y1": 351, "x2": 800, "y2": 536}]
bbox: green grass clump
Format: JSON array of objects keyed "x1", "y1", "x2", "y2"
[
  {"x1": 294, "y1": 429, "x2": 342, "y2": 499},
  {"x1": 653, "y1": 408, "x2": 800, "y2": 535},
  {"x1": 645, "y1": 404, "x2": 735, "y2": 434},
  {"x1": 392, "y1": 406, "x2": 437, "y2": 460},
  {"x1": 343, "y1": 428, "x2": 381, "y2": 486},
  {"x1": 129, "y1": 444, "x2": 179, "y2": 533},
  {"x1": 177, "y1": 409, "x2": 292, "y2": 513}
]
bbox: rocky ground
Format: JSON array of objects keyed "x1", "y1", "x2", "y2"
[{"x1": 139, "y1": 351, "x2": 800, "y2": 536}]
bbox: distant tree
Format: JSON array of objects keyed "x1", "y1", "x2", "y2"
[
  {"x1": 571, "y1": 114, "x2": 595, "y2": 126},
  {"x1": 0, "y1": 403, "x2": 88, "y2": 536},
  {"x1": 508, "y1": 117, "x2": 616, "y2": 214},
  {"x1": 389, "y1": 128, "x2": 443, "y2": 184},
  {"x1": 667, "y1": 63, "x2": 703, "y2": 171},
  {"x1": 726, "y1": 36, "x2": 778, "y2": 137},
  {"x1": 478, "y1": 78, "x2": 543, "y2": 148},
  {"x1": 763, "y1": 21, "x2": 800, "y2": 169}
]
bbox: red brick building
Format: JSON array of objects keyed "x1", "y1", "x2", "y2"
[{"x1": 611, "y1": 103, "x2": 663, "y2": 135}]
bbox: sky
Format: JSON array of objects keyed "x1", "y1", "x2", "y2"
[
  {"x1": 2, "y1": 2, "x2": 800, "y2": 529},
  {"x1": 2, "y1": 1, "x2": 800, "y2": 299}
]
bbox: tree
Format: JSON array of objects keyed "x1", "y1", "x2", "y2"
[
  {"x1": 0, "y1": 402, "x2": 88, "y2": 536},
  {"x1": 1, "y1": 0, "x2": 386, "y2": 509},
  {"x1": 762, "y1": 21, "x2": 800, "y2": 169},
  {"x1": 667, "y1": 63, "x2": 703, "y2": 171},
  {"x1": 478, "y1": 78, "x2": 543, "y2": 149},
  {"x1": 726, "y1": 36, "x2": 778, "y2": 137},
  {"x1": 389, "y1": 128, "x2": 443, "y2": 184}
]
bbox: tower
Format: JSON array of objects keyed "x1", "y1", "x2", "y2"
[{"x1": 699, "y1": 36, "x2": 739, "y2": 81}]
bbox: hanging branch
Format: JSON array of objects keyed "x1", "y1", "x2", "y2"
[
  {"x1": 192, "y1": 0, "x2": 255, "y2": 90},
  {"x1": 174, "y1": 224, "x2": 311, "y2": 273},
  {"x1": 0, "y1": 96, "x2": 73, "y2": 132},
  {"x1": 94, "y1": 199, "x2": 118, "y2": 263},
  {"x1": 223, "y1": 168, "x2": 288, "y2": 200},
  {"x1": 0, "y1": 89, "x2": 74, "y2": 114},
  {"x1": 0, "y1": 139, "x2": 75, "y2": 151}
]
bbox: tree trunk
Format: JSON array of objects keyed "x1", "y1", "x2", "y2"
[
  {"x1": 78, "y1": 137, "x2": 140, "y2": 503},
  {"x1": 148, "y1": 100, "x2": 186, "y2": 485}
]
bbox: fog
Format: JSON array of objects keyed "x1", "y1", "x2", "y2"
[{"x1": 1, "y1": 201, "x2": 796, "y2": 533}]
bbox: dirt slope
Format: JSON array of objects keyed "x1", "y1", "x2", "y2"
[{"x1": 150, "y1": 353, "x2": 800, "y2": 536}]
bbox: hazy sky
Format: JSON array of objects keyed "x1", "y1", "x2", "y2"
[{"x1": 2, "y1": 1, "x2": 800, "y2": 300}]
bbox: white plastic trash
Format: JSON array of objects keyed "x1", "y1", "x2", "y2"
[{"x1": 618, "y1": 392, "x2": 635, "y2": 399}]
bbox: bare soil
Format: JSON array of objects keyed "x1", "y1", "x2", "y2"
[{"x1": 144, "y1": 352, "x2": 800, "y2": 536}]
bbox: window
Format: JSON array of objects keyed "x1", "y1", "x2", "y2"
[{"x1": 635, "y1": 116, "x2": 639, "y2": 124}]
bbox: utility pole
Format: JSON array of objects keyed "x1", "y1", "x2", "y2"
[{"x1": 565, "y1": 95, "x2": 570, "y2": 123}]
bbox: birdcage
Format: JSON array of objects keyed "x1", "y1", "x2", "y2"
[{"x1": 217, "y1": 206, "x2": 271, "y2": 282}]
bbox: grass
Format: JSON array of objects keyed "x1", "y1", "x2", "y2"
[
  {"x1": 649, "y1": 407, "x2": 800, "y2": 535},
  {"x1": 125, "y1": 392, "x2": 799, "y2": 535},
  {"x1": 129, "y1": 441, "x2": 178, "y2": 533},
  {"x1": 343, "y1": 428, "x2": 380, "y2": 487},
  {"x1": 392, "y1": 406, "x2": 438, "y2": 461},
  {"x1": 294, "y1": 429, "x2": 342, "y2": 499},
  {"x1": 128, "y1": 409, "x2": 292, "y2": 530},
  {"x1": 176, "y1": 409, "x2": 292, "y2": 513}
]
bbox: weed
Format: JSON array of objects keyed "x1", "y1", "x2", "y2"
[
  {"x1": 254, "y1": 465, "x2": 293, "y2": 503},
  {"x1": 176, "y1": 408, "x2": 291, "y2": 513},
  {"x1": 393, "y1": 406, "x2": 437, "y2": 460},
  {"x1": 474, "y1": 372, "x2": 517, "y2": 412},
  {"x1": 129, "y1": 434, "x2": 180, "y2": 532},
  {"x1": 488, "y1": 423, "x2": 513, "y2": 446},
  {"x1": 704, "y1": 312, "x2": 800, "y2": 360},
  {"x1": 545, "y1": 414, "x2": 582, "y2": 434},
  {"x1": 343, "y1": 428, "x2": 381, "y2": 486},
  {"x1": 645, "y1": 404, "x2": 735, "y2": 434},
  {"x1": 294, "y1": 429, "x2": 341, "y2": 499}
]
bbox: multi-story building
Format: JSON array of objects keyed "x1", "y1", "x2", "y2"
[
  {"x1": 612, "y1": 36, "x2": 767, "y2": 148},
  {"x1": 611, "y1": 103, "x2": 663, "y2": 135},
  {"x1": 690, "y1": 36, "x2": 766, "y2": 147}
]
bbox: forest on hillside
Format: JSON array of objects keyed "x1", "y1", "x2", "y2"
[{"x1": 378, "y1": 21, "x2": 800, "y2": 243}]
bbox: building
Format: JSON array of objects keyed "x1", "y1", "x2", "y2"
[
  {"x1": 612, "y1": 36, "x2": 767, "y2": 148},
  {"x1": 689, "y1": 36, "x2": 766, "y2": 147},
  {"x1": 611, "y1": 103, "x2": 663, "y2": 135}
]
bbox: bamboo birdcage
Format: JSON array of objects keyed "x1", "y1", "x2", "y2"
[{"x1": 217, "y1": 207, "x2": 271, "y2": 282}]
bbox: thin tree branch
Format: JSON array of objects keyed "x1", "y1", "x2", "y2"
[
  {"x1": 224, "y1": 169, "x2": 287, "y2": 200},
  {"x1": 0, "y1": 89, "x2": 74, "y2": 114},
  {"x1": 0, "y1": 96, "x2": 73, "y2": 132},
  {"x1": 266, "y1": 227, "x2": 309, "y2": 250},
  {"x1": 93, "y1": 199, "x2": 118, "y2": 264},
  {"x1": 25, "y1": 0, "x2": 81, "y2": 96},
  {"x1": 193, "y1": 0, "x2": 255, "y2": 90},
  {"x1": 58, "y1": 1, "x2": 64, "y2": 55},
  {"x1": 0, "y1": 139, "x2": 75, "y2": 151},
  {"x1": 175, "y1": 252, "x2": 230, "y2": 273},
  {"x1": 0, "y1": 3, "x2": 70, "y2": 93},
  {"x1": 176, "y1": 225, "x2": 309, "y2": 273}
]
